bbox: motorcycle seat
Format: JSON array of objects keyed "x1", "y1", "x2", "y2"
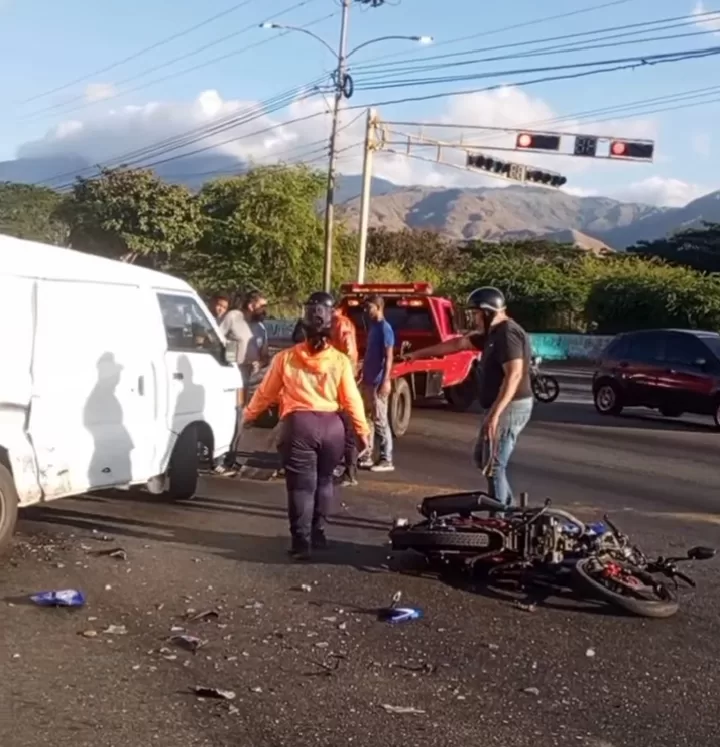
[{"x1": 420, "y1": 491, "x2": 506, "y2": 518}]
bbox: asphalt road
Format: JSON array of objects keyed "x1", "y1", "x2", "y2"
[{"x1": 3, "y1": 374, "x2": 720, "y2": 747}]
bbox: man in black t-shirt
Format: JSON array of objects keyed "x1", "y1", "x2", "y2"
[{"x1": 404, "y1": 287, "x2": 533, "y2": 507}]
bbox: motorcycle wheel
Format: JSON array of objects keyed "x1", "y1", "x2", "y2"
[
  {"x1": 572, "y1": 557, "x2": 679, "y2": 619},
  {"x1": 390, "y1": 525, "x2": 497, "y2": 551},
  {"x1": 532, "y1": 374, "x2": 560, "y2": 403}
]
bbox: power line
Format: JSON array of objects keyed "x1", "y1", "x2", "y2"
[
  {"x1": 349, "y1": 14, "x2": 720, "y2": 81},
  {"x1": 348, "y1": 9, "x2": 720, "y2": 73},
  {"x1": 346, "y1": 0, "x2": 644, "y2": 70},
  {"x1": 44, "y1": 45, "x2": 718, "y2": 190},
  {"x1": 342, "y1": 45, "x2": 720, "y2": 110},
  {"x1": 351, "y1": 45, "x2": 720, "y2": 92},
  {"x1": 34, "y1": 82, "x2": 323, "y2": 187},
  {"x1": 21, "y1": 0, "x2": 327, "y2": 123},
  {"x1": 20, "y1": 0, "x2": 265, "y2": 105}
]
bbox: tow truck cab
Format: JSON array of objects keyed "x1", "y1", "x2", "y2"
[{"x1": 338, "y1": 283, "x2": 480, "y2": 437}]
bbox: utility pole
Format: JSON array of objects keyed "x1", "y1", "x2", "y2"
[
  {"x1": 322, "y1": 0, "x2": 351, "y2": 293},
  {"x1": 356, "y1": 107, "x2": 378, "y2": 283}
]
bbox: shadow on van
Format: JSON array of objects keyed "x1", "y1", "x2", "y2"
[{"x1": 83, "y1": 352, "x2": 133, "y2": 488}]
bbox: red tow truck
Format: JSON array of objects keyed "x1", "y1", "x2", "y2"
[{"x1": 338, "y1": 282, "x2": 480, "y2": 437}]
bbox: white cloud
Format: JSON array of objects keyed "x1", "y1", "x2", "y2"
[
  {"x1": 16, "y1": 85, "x2": 695, "y2": 206},
  {"x1": 693, "y1": 1, "x2": 720, "y2": 34},
  {"x1": 610, "y1": 176, "x2": 708, "y2": 207},
  {"x1": 84, "y1": 83, "x2": 118, "y2": 103},
  {"x1": 692, "y1": 131, "x2": 711, "y2": 157}
]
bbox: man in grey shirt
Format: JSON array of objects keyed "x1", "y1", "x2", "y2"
[
  {"x1": 219, "y1": 290, "x2": 270, "y2": 385},
  {"x1": 217, "y1": 290, "x2": 269, "y2": 472}
]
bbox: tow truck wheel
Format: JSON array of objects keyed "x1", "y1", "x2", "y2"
[{"x1": 389, "y1": 377, "x2": 412, "y2": 438}]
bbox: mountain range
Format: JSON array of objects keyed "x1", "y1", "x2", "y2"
[{"x1": 2, "y1": 153, "x2": 718, "y2": 250}]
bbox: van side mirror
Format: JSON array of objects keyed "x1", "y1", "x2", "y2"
[{"x1": 224, "y1": 341, "x2": 239, "y2": 365}]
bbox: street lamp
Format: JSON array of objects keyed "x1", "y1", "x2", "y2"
[{"x1": 260, "y1": 9, "x2": 432, "y2": 292}]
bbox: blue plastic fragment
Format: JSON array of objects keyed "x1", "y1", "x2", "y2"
[
  {"x1": 377, "y1": 606, "x2": 423, "y2": 624},
  {"x1": 30, "y1": 589, "x2": 86, "y2": 607}
]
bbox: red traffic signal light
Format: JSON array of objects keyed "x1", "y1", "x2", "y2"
[
  {"x1": 515, "y1": 133, "x2": 561, "y2": 151},
  {"x1": 609, "y1": 140, "x2": 654, "y2": 160}
]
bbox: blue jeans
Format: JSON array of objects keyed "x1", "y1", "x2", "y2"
[{"x1": 473, "y1": 398, "x2": 533, "y2": 507}]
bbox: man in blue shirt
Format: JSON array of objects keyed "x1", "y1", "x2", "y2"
[{"x1": 358, "y1": 293, "x2": 395, "y2": 472}]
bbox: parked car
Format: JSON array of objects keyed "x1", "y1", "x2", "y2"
[
  {"x1": 0, "y1": 234, "x2": 242, "y2": 553},
  {"x1": 593, "y1": 328, "x2": 720, "y2": 427}
]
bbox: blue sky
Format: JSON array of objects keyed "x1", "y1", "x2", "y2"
[{"x1": 1, "y1": 0, "x2": 719, "y2": 205}]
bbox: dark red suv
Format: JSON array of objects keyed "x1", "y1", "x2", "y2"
[{"x1": 593, "y1": 329, "x2": 720, "y2": 427}]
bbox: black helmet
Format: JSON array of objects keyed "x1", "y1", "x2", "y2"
[
  {"x1": 466, "y1": 287, "x2": 506, "y2": 313},
  {"x1": 306, "y1": 291, "x2": 335, "y2": 308},
  {"x1": 302, "y1": 290, "x2": 334, "y2": 341}
]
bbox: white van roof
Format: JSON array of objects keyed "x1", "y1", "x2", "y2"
[{"x1": 0, "y1": 233, "x2": 193, "y2": 292}]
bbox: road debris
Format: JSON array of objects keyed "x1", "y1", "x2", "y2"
[
  {"x1": 380, "y1": 705, "x2": 426, "y2": 715},
  {"x1": 193, "y1": 687, "x2": 236, "y2": 701},
  {"x1": 90, "y1": 547, "x2": 128, "y2": 560},
  {"x1": 79, "y1": 630, "x2": 98, "y2": 638},
  {"x1": 103, "y1": 625, "x2": 127, "y2": 635},
  {"x1": 586, "y1": 647, "x2": 596, "y2": 658},
  {"x1": 522, "y1": 687, "x2": 540, "y2": 696},
  {"x1": 30, "y1": 589, "x2": 86, "y2": 607},
  {"x1": 186, "y1": 609, "x2": 220, "y2": 622},
  {"x1": 171, "y1": 635, "x2": 207, "y2": 653},
  {"x1": 296, "y1": 584, "x2": 313, "y2": 593},
  {"x1": 513, "y1": 601, "x2": 537, "y2": 613}
]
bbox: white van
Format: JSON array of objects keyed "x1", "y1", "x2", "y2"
[{"x1": 0, "y1": 234, "x2": 242, "y2": 552}]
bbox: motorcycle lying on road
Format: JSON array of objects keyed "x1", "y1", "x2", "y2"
[
  {"x1": 389, "y1": 492, "x2": 715, "y2": 618},
  {"x1": 530, "y1": 355, "x2": 560, "y2": 403}
]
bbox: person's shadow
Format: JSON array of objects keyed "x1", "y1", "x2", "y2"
[{"x1": 83, "y1": 352, "x2": 133, "y2": 489}]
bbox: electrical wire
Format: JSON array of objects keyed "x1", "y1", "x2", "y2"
[
  {"x1": 350, "y1": 45, "x2": 720, "y2": 92},
  {"x1": 348, "y1": 9, "x2": 720, "y2": 74},
  {"x1": 344, "y1": 0, "x2": 644, "y2": 70},
  {"x1": 41, "y1": 45, "x2": 720, "y2": 190},
  {"x1": 19, "y1": 0, "x2": 266, "y2": 105},
  {"x1": 21, "y1": 0, "x2": 328, "y2": 123},
  {"x1": 34, "y1": 82, "x2": 326, "y2": 187},
  {"x1": 348, "y1": 16, "x2": 720, "y2": 82}
]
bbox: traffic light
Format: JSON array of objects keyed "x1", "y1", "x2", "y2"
[
  {"x1": 466, "y1": 152, "x2": 566, "y2": 188},
  {"x1": 526, "y1": 169, "x2": 567, "y2": 187},
  {"x1": 608, "y1": 140, "x2": 654, "y2": 160},
  {"x1": 466, "y1": 153, "x2": 511, "y2": 175},
  {"x1": 515, "y1": 132, "x2": 561, "y2": 151}
]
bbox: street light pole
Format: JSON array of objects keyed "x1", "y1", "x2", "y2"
[{"x1": 322, "y1": 0, "x2": 351, "y2": 293}]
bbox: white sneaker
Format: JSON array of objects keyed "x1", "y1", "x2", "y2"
[{"x1": 370, "y1": 461, "x2": 395, "y2": 473}]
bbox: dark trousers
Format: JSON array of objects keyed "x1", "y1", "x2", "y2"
[
  {"x1": 340, "y1": 411, "x2": 358, "y2": 476},
  {"x1": 279, "y1": 411, "x2": 345, "y2": 541}
]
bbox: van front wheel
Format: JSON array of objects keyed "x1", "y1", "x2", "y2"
[
  {"x1": 0, "y1": 463, "x2": 19, "y2": 555},
  {"x1": 166, "y1": 426, "x2": 200, "y2": 501}
]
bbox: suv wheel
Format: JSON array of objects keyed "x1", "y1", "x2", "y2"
[{"x1": 594, "y1": 382, "x2": 623, "y2": 416}]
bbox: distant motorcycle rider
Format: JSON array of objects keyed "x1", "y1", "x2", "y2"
[{"x1": 404, "y1": 287, "x2": 532, "y2": 507}]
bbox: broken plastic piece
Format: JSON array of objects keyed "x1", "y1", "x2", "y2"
[
  {"x1": 380, "y1": 704, "x2": 426, "y2": 715},
  {"x1": 193, "y1": 687, "x2": 236, "y2": 700},
  {"x1": 30, "y1": 589, "x2": 85, "y2": 607},
  {"x1": 377, "y1": 606, "x2": 423, "y2": 624}
]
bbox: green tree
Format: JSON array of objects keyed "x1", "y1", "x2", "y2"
[
  {"x1": 0, "y1": 182, "x2": 67, "y2": 245},
  {"x1": 628, "y1": 222, "x2": 720, "y2": 273},
  {"x1": 186, "y1": 165, "x2": 347, "y2": 303},
  {"x1": 586, "y1": 255, "x2": 720, "y2": 333},
  {"x1": 364, "y1": 227, "x2": 463, "y2": 274},
  {"x1": 57, "y1": 167, "x2": 201, "y2": 265}
]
